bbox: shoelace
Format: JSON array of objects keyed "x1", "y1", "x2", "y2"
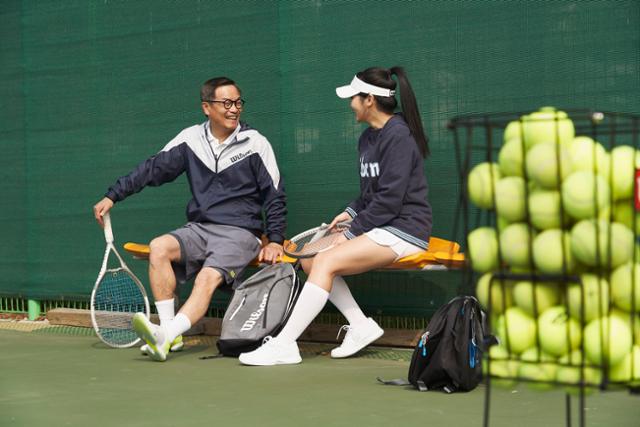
[{"x1": 336, "y1": 325, "x2": 351, "y2": 340}]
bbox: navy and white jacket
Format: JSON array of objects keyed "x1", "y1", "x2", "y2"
[
  {"x1": 344, "y1": 114, "x2": 432, "y2": 249},
  {"x1": 105, "y1": 121, "x2": 287, "y2": 244}
]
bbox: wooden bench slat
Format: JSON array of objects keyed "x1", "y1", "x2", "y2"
[{"x1": 123, "y1": 236, "x2": 464, "y2": 269}]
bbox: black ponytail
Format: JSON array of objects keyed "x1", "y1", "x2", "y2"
[{"x1": 356, "y1": 66, "x2": 429, "y2": 158}]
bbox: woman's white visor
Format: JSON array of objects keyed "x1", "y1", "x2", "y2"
[{"x1": 335, "y1": 76, "x2": 396, "y2": 98}]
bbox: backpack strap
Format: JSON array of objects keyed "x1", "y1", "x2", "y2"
[
  {"x1": 442, "y1": 384, "x2": 457, "y2": 394},
  {"x1": 376, "y1": 378, "x2": 430, "y2": 392},
  {"x1": 376, "y1": 377, "x2": 411, "y2": 386},
  {"x1": 199, "y1": 353, "x2": 226, "y2": 360}
]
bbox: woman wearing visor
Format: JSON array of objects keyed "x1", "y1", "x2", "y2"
[{"x1": 240, "y1": 66, "x2": 433, "y2": 366}]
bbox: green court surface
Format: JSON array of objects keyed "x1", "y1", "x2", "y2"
[{"x1": 1, "y1": 325, "x2": 638, "y2": 427}]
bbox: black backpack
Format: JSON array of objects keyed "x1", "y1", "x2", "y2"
[
  {"x1": 203, "y1": 263, "x2": 301, "y2": 358},
  {"x1": 380, "y1": 296, "x2": 494, "y2": 393}
]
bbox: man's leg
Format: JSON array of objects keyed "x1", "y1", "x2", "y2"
[
  {"x1": 134, "y1": 234, "x2": 183, "y2": 359},
  {"x1": 148, "y1": 234, "x2": 181, "y2": 302},
  {"x1": 164, "y1": 267, "x2": 224, "y2": 341},
  {"x1": 147, "y1": 235, "x2": 185, "y2": 351},
  {"x1": 134, "y1": 267, "x2": 223, "y2": 362}
]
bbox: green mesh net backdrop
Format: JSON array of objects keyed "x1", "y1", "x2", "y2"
[{"x1": 1, "y1": 1, "x2": 638, "y2": 316}]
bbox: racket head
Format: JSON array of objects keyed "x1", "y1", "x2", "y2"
[
  {"x1": 91, "y1": 265, "x2": 150, "y2": 348},
  {"x1": 283, "y1": 222, "x2": 351, "y2": 259}
]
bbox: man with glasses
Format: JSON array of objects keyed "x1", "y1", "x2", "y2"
[{"x1": 92, "y1": 77, "x2": 286, "y2": 361}]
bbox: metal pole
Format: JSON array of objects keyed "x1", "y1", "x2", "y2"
[{"x1": 27, "y1": 299, "x2": 40, "y2": 320}]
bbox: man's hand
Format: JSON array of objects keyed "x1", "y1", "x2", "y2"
[
  {"x1": 328, "y1": 211, "x2": 352, "y2": 231},
  {"x1": 258, "y1": 242, "x2": 284, "y2": 264},
  {"x1": 93, "y1": 197, "x2": 114, "y2": 227}
]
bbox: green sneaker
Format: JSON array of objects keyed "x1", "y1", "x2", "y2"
[
  {"x1": 140, "y1": 335, "x2": 183, "y2": 355},
  {"x1": 132, "y1": 313, "x2": 170, "y2": 362}
]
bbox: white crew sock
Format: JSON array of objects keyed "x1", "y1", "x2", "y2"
[
  {"x1": 163, "y1": 313, "x2": 191, "y2": 344},
  {"x1": 329, "y1": 276, "x2": 368, "y2": 326},
  {"x1": 155, "y1": 298, "x2": 175, "y2": 327},
  {"x1": 276, "y1": 282, "x2": 329, "y2": 344}
]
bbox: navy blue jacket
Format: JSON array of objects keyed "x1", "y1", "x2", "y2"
[
  {"x1": 344, "y1": 114, "x2": 432, "y2": 248},
  {"x1": 105, "y1": 122, "x2": 287, "y2": 244}
]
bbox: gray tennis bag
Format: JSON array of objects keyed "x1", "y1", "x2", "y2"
[{"x1": 215, "y1": 262, "x2": 301, "y2": 357}]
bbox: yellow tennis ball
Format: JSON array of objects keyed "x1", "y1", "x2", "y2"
[
  {"x1": 495, "y1": 176, "x2": 526, "y2": 222},
  {"x1": 528, "y1": 189, "x2": 569, "y2": 230},
  {"x1": 517, "y1": 347, "x2": 557, "y2": 390},
  {"x1": 484, "y1": 345, "x2": 518, "y2": 388},
  {"x1": 583, "y1": 316, "x2": 633, "y2": 366},
  {"x1": 498, "y1": 138, "x2": 525, "y2": 177},
  {"x1": 610, "y1": 145, "x2": 637, "y2": 201},
  {"x1": 525, "y1": 142, "x2": 573, "y2": 189},
  {"x1": 522, "y1": 109, "x2": 575, "y2": 149},
  {"x1": 468, "y1": 162, "x2": 501, "y2": 209},
  {"x1": 468, "y1": 227, "x2": 499, "y2": 273},
  {"x1": 567, "y1": 136, "x2": 610, "y2": 179},
  {"x1": 476, "y1": 272, "x2": 513, "y2": 314},
  {"x1": 495, "y1": 307, "x2": 537, "y2": 354},
  {"x1": 561, "y1": 171, "x2": 611, "y2": 220},
  {"x1": 610, "y1": 308, "x2": 640, "y2": 346},
  {"x1": 613, "y1": 199, "x2": 640, "y2": 234},
  {"x1": 610, "y1": 262, "x2": 640, "y2": 313},
  {"x1": 610, "y1": 345, "x2": 640, "y2": 384},
  {"x1": 499, "y1": 223, "x2": 535, "y2": 269},
  {"x1": 538, "y1": 306, "x2": 582, "y2": 357},
  {"x1": 504, "y1": 120, "x2": 523, "y2": 143},
  {"x1": 533, "y1": 229, "x2": 575, "y2": 274},
  {"x1": 570, "y1": 220, "x2": 634, "y2": 269},
  {"x1": 556, "y1": 350, "x2": 602, "y2": 394},
  {"x1": 566, "y1": 274, "x2": 610, "y2": 323},
  {"x1": 497, "y1": 215, "x2": 510, "y2": 232},
  {"x1": 512, "y1": 280, "x2": 561, "y2": 317}
]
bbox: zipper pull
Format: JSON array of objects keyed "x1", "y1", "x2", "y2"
[{"x1": 419, "y1": 331, "x2": 429, "y2": 357}]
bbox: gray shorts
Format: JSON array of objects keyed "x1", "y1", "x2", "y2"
[{"x1": 169, "y1": 222, "x2": 261, "y2": 286}]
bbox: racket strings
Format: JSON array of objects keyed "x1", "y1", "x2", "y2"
[
  {"x1": 94, "y1": 269, "x2": 146, "y2": 345},
  {"x1": 287, "y1": 228, "x2": 347, "y2": 257}
]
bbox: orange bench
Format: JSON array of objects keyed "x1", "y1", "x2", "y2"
[{"x1": 123, "y1": 236, "x2": 464, "y2": 270}]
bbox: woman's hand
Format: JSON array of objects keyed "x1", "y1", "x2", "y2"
[{"x1": 328, "y1": 211, "x2": 352, "y2": 231}]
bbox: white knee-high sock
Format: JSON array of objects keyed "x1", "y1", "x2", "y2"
[
  {"x1": 276, "y1": 282, "x2": 329, "y2": 343},
  {"x1": 164, "y1": 313, "x2": 191, "y2": 344},
  {"x1": 155, "y1": 299, "x2": 175, "y2": 327},
  {"x1": 329, "y1": 276, "x2": 368, "y2": 326}
]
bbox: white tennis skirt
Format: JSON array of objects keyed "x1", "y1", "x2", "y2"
[{"x1": 365, "y1": 228, "x2": 425, "y2": 261}]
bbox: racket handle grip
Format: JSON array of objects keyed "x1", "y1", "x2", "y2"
[{"x1": 103, "y1": 212, "x2": 114, "y2": 243}]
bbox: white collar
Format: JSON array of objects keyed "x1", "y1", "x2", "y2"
[{"x1": 205, "y1": 121, "x2": 241, "y2": 146}]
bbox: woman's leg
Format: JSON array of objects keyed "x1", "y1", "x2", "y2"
[
  {"x1": 239, "y1": 235, "x2": 396, "y2": 365},
  {"x1": 329, "y1": 276, "x2": 368, "y2": 325},
  {"x1": 279, "y1": 235, "x2": 396, "y2": 341},
  {"x1": 302, "y1": 256, "x2": 368, "y2": 326}
]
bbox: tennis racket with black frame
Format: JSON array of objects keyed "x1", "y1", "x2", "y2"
[
  {"x1": 283, "y1": 221, "x2": 352, "y2": 259},
  {"x1": 90, "y1": 213, "x2": 150, "y2": 348}
]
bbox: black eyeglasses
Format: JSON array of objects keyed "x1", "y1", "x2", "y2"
[{"x1": 203, "y1": 98, "x2": 245, "y2": 110}]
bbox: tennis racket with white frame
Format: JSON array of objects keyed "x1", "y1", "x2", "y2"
[
  {"x1": 90, "y1": 212, "x2": 150, "y2": 348},
  {"x1": 283, "y1": 221, "x2": 352, "y2": 259}
]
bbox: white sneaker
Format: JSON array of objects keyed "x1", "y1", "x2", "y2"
[
  {"x1": 330, "y1": 317, "x2": 384, "y2": 358},
  {"x1": 131, "y1": 313, "x2": 170, "y2": 362},
  {"x1": 140, "y1": 335, "x2": 184, "y2": 355},
  {"x1": 238, "y1": 336, "x2": 302, "y2": 366}
]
